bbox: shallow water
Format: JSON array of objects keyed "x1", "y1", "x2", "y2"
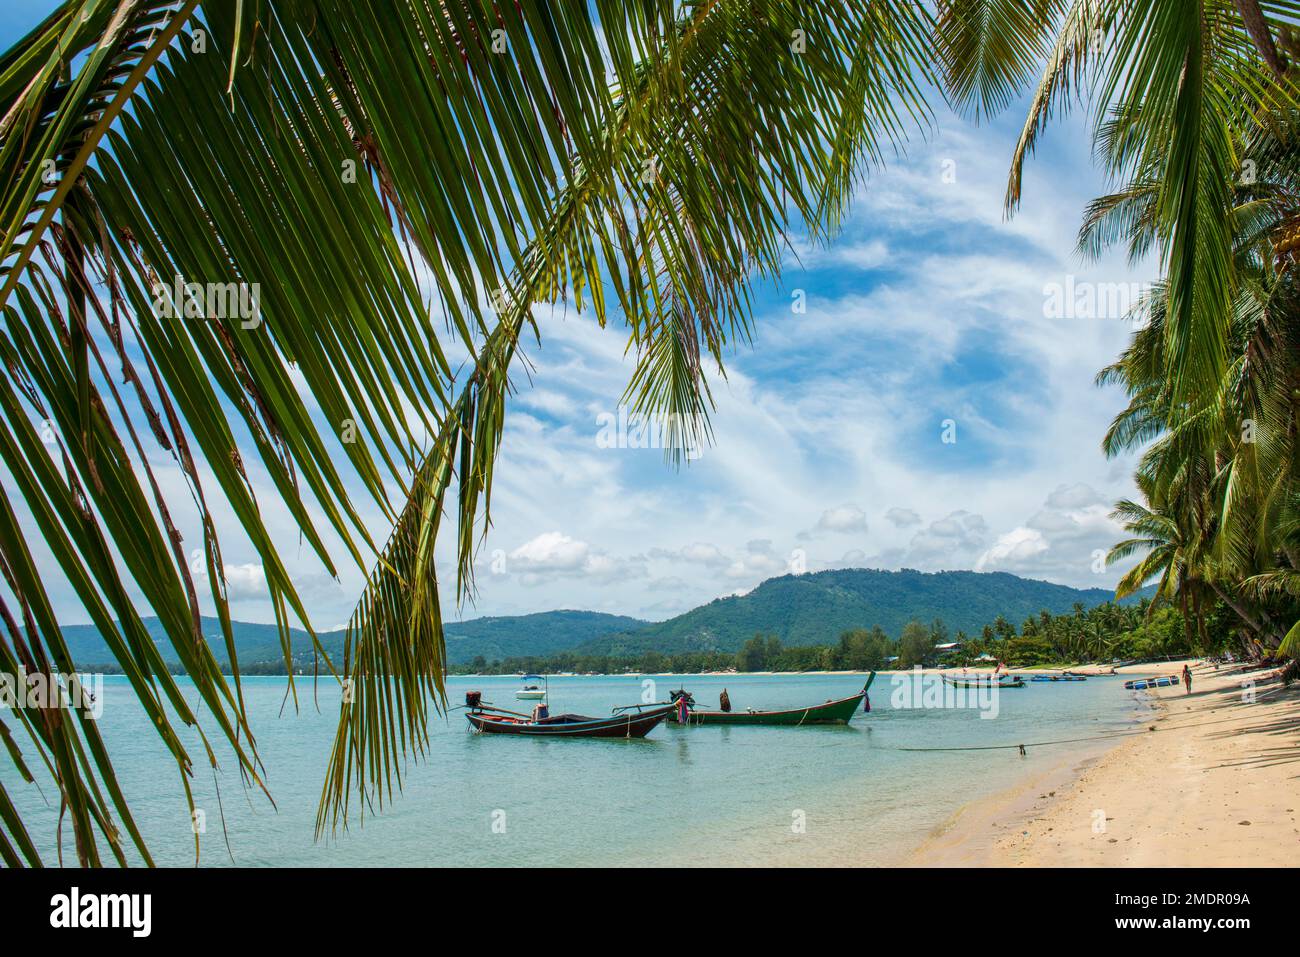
[{"x1": 2, "y1": 672, "x2": 1148, "y2": 866}]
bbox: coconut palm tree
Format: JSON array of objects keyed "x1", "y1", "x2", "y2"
[
  {"x1": 0, "y1": 1, "x2": 943, "y2": 865},
  {"x1": 1090, "y1": 132, "x2": 1300, "y2": 647},
  {"x1": 938, "y1": 0, "x2": 1299, "y2": 410},
  {"x1": 935, "y1": 0, "x2": 1300, "y2": 659},
  {"x1": 1108, "y1": 475, "x2": 1196, "y2": 621}
]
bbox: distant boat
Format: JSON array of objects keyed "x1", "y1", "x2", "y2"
[
  {"x1": 942, "y1": 674, "x2": 1026, "y2": 689},
  {"x1": 668, "y1": 674, "x2": 875, "y2": 726},
  {"x1": 1030, "y1": 674, "x2": 1087, "y2": 682},
  {"x1": 1124, "y1": 675, "x2": 1180, "y2": 690},
  {"x1": 515, "y1": 674, "x2": 547, "y2": 700}
]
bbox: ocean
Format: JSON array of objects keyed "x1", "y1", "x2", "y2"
[{"x1": 2, "y1": 672, "x2": 1151, "y2": 866}]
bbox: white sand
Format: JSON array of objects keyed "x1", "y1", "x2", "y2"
[{"x1": 911, "y1": 660, "x2": 1300, "y2": 867}]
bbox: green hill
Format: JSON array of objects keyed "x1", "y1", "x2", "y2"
[
  {"x1": 582, "y1": 568, "x2": 1134, "y2": 656},
  {"x1": 56, "y1": 610, "x2": 648, "y2": 669},
  {"x1": 55, "y1": 570, "x2": 1134, "y2": 669},
  {"x1": 55, "y1": 616, "x2": 335, "y2": 669},
  {"x1": 442, "y1": 611, "x2": 648, "y2": 663}
]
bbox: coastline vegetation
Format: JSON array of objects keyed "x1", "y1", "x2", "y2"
[{"x1": 447, "y1": 600, "x2": 1219, "y2": 677}]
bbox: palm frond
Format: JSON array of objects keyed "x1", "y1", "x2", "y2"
[{"x1": 934, "y1": 0, "x2": 1068, "y2": 122}]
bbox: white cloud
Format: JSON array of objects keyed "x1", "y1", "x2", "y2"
[
  {"x1": 972, "y1": 484, "x2": 1125, "y2": 584},
  {"x1": 976, "y1": 527, "x2": 1049, "y2": 571},
  {"x1": 884, "y1": 507, "x2": 922, "y2": 527},
  {"x1": 656, "y1": 542, "x2": 730, "y2": 567},
  {"x1": 816, "y1": 504, "x2": 869, "y2": 533},
  {"x1": 792, "y1": 237, "x2": 891, "y2": 272},
  {"x1": 191, "y1": 562, "x2": 267, "y2": 600},
  {"x1": 517, "y1": 389, "x2": 575, "y2": 417},
  {"x1": 822, "y1": 548, "x2": 869, "y2": 570},
  {"x1": 908, "y1": 511, "x2": 988, "y2": 559},
  {"x1": 509, "y1": 531, "x2": 589, "y2": 571},
  {"x1": 1045, "y1": 482, "x2": 1107, "y2": 509}
]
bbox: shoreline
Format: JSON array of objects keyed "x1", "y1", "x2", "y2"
[
  {"x1": 448, "y1": 663, "x2": 1177, "y2": 678},
  {"x1": 910, "y1": 660, "x2": 1300, "y2": 866}
]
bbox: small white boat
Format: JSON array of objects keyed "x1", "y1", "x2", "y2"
[{"x1": 515, "y1": 674, "x2": 547, "y2": 700}]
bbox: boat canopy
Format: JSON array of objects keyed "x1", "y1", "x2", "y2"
[{"x1": 520, "y1": 674, "x2": 543, "y2": 681}]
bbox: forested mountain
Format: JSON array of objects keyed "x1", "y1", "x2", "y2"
[
  {"x1": 581, "y1": 569, "x2": 1134, "y2": 656},
  {"x1": 59, "y1": 610, "x2": 648, "y2": 669},
  {"x1": 59, "y1": 570, "x2": 1147, "y2": 672}
]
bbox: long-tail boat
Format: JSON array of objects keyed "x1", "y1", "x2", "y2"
[
  {"x1": 463, "y1": 692, "x2": 674, "y2": 738},
  {"x1": 941, "y1": 674, "x2": 1026, "y2": 688},
  {"x1": 1124, "y1": 675, "x2": 1181, "y2": 690},
  {"x1": 667, "y1": 674, "x2": 875, "y2": 726},
  {"x1": 1029, "y1": 674, "x2": 1087, "y2": 682}
]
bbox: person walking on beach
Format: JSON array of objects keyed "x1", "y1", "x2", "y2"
[{"x1": 1182, "y1": 664, "x2": 1192, "y2": 695}]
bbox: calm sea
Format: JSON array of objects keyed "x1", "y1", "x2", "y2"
[{"x1": 3, "y1": 672, "x2": 1151, "y2": 866}]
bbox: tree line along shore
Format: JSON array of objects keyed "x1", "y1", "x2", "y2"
[{"x1": 447, "y1": 598, "x2": 1279, "y2": 678}]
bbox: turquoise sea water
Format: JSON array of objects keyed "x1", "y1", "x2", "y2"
[{"x1": 2, "y1": 672, "x2": 1151, "y2": 866}]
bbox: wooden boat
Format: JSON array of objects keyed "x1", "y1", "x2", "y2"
[
  {"x1": 1124, "y1": 675, "x2": 1180, "y2": 690},
  {"x1": 464, "y1": 694, "x2": 674, "y2": 738},
  {"x1": 941, "y1": 674, "x2": 1026, "y2": 689},
  {"x1": 1030, "y1": 674, "x2": 1087, "y2": 682},
  {"x1": 668, "y1": 674, "x2": 875, "y2": 726}
]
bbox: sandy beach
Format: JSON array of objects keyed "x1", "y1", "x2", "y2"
[{"x1": 912, "y1": 660, "x2": 1300, "y2": 866}]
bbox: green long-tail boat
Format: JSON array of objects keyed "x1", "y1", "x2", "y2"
[{"x1": 668, "y1": 673, "x2": 875, "y2": 726}]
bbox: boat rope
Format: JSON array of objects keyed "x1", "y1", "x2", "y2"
[
  {"x1": 892, "y1": 697, "x2": 1298, "y2": 753},
  {"x1": 893, "y1": 728, "x2": 1148, "y2": 753}
]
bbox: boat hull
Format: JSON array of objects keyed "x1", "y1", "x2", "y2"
[
  {"x1": 1124, "y1": 675, "x2": 1180, "y2": 690},
  {"x1": 670, "y1": 690, "x2": 865, "y2": 726},
  {"x1": 466, "y1": 704, "x2": 674, "y2": 738},
  {"x1": 942, "y1": 676, "x2": 1026, "y2": 689}
]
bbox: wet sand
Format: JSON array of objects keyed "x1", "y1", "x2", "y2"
[{"x1": 911, "y1": 661, "x2": 1300, "y2": 867}]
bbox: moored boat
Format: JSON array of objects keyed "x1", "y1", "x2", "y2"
[
  {"x1": 668, "y1": 674, "x2": 875, "y2": 726},
  {"x1": 1124, "y1": 675, "x2": 1180, "y2": 690},
  {"x1": 515, "y1": 674, "x2": 547, "y2": 699},
  {"x1": 1029, "y1": 674, "x2": 1087, "y2": 682},
  {"x1": 942, "y1": 674, "x2": 1026, "y2": 688},
  {"x1": 464, "y1": 693, "x2": 674, "y2": 738}
]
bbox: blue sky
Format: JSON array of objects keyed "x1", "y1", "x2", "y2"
[
  {"x1": 2, "y1": 6, "x2": 1155, "y2": 629},
  {"x1": 436, "y1": 95, "x2": 1155, "y2": 625},
  {"x1": 4, "y1": 2, "x2": 58, "y2": 41}
]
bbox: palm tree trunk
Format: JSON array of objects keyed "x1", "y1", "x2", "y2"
[
  {"x1": 1208, "y1": 580, "x2": 1264, "y2": 634},
  {"x1": 1233, "y1": 0, "x2": 1287, "y2": 77}
]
